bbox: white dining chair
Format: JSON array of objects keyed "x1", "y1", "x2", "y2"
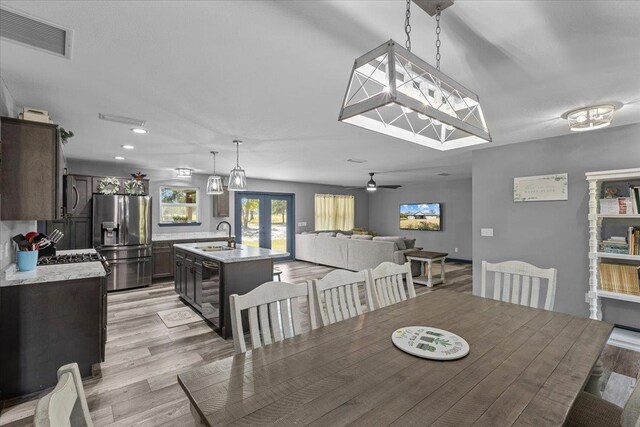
[
  {"x1": 34, "y1": 363, "x2": 93, "y2": 427},
  {"x1": 480, "y1": 260, "x2": 557, "y2": 311},
  {"x1": 229, "y1": 281, "x2": 317, "y2": 354},
  {"x1": 366, "y1": 262, "x2": 416, "y2": 310},
  {"x1": 310, "y1": 269, "x2": 374, "y2": 327}
]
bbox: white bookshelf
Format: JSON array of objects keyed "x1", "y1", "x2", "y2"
[{"x1": 586, "y1": 168, "x2": 640, "y2": 320}]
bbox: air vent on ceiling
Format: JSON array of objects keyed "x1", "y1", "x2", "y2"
[
  {"x1": 99, "y1": 113, "x2": 146, "y2": 127},
  {"x1": 347, "y1": 158, "x2": 367, "y2": 164},
  {"x1": 437, "y1": 173, "x2": 451, "y2": 176},
  {"x1": 0, "y1": 7, "x2": 73, "y2": 59}
]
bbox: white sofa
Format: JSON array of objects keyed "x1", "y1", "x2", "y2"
[{"x1": 295, "y1": 233, "x2": 419, "y2": 272}]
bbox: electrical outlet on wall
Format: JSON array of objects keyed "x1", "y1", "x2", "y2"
[{"x1": 454, "y1": 248, "x2": 458, "y2": 253}]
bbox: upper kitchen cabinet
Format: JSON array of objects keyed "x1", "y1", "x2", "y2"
[
  {"x1": 64, "y1": 174, "x2": 92, "y2": 217},
  {"x1": 0, "y1": 117, "x2": 65, "y2": 220},
  {"x1": 212, "y1": 186, "x2": 230, "y2": 217}
]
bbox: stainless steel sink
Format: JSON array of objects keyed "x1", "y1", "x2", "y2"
[{"x1": 196, "y1": 245, "x2": 237, "y2": 252}]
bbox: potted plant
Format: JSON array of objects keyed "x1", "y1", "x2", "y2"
[{"x1": 59, "y1": 127, "x2": 74, "y2": 144}]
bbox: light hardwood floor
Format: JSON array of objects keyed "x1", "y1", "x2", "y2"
[{"x1": 0, "y1": 260, "x2": 633, "y2": 426}]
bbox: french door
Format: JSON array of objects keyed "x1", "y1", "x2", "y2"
[{"x1": 234, "y1": 192, "x2": 294, "y2": 260}]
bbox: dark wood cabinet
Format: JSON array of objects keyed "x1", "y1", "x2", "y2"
[
  {"x1": 152, "y1": 242, "x2": 174, "y2": 279},
  {"x1": 45, "y1": 217, "x2": 92, "y2": 250},
  {"x1": 0, "y1": 117, "x2": 65, "y2": 220},
  {"x1": 212, "y1": 186, "x2": 230, "y2": 217},
  {"x1": 174, "y1": 251, "x2": 185, "y2": 294},
  {"x1": 0, "y1": 276, "x2": 106, "y2": 399},
  {"x1": 173, "y1": 247, "x2": 273, "y2": 339},
  {"x1": 65, "y1": 174, "x2": 93, "y2": 217}
]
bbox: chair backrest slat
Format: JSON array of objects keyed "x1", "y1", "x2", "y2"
[
  {"x1": 480, "y1": 260, "x2": 557, "y2": 311},
  {"x1": 366, "y1": 262, "x2": 416, "y2": 310},
  {"x1": 310, "y1": 269, "x2": 372, "y2": 327},
  {"x1": 34, "y1": 363, "x2": 93, "y2": 427},
  {"x1": 229, "y1": 281, "x2": 315, "y2": 354}
]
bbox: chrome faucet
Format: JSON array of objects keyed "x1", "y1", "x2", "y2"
[{"x1": 216, "y1": 221, "x2": 235, "y2": 248}]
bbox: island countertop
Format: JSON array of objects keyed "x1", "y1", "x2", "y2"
[
  {"x1": 152, "y1": 232, "x2": 234, "y2": 242},
  {"x1": 1, "y1": 249, "x2": 106, "y2": 288},
  {"x1": 173, "y1": 242, "x2": 288, "y2": 263}
]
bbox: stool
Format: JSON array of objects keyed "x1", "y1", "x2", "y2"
[{"x1": 273, "y1": 268, "x2": 282, "y2": 281}]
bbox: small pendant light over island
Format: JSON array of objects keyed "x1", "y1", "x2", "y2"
[
  {"x1": 206, "y1": 151, "x2": 224, "y2": 195},
  {"x1": 228, "y1": 140, "x2": 247, "y2": 191}
]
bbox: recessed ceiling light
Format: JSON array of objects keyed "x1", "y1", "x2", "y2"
[
  {"x1": 114, "y1": 156, "x2": 125, "y2": 160},
  {"x1": 121, "y1": 145, "x2": 134, "y2": 150},
  {"x1": 131, "y1": 128, "x2": 147, "y2": 134}
]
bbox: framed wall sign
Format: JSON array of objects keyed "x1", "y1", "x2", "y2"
[{"x1": 514, "y1": 173, "x2": 568, "y2": 202}]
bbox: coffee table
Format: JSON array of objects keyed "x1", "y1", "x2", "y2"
[{"x1": 405, "y1": 250, "x2": 448, "y2": 287}]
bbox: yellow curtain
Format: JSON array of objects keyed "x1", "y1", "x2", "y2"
[{"x1": 315, "y1": 194, "x2": 355, "y2": 230}]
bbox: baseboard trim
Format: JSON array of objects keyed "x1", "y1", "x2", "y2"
[
  {"x1": 447, "y1": 258, "x2": 472, "y2": 264},
  {"x1": 608, "y1": 327, "x2": 640, "y2": 352}
]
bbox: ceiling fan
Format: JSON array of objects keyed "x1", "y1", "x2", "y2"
[{"x1": 346, "y1": 173, "x2": 402, "y2": 192}]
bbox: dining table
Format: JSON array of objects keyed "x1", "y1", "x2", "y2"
[{"x1": 178, "y1": 289, "x2": 613, "y2": 426}]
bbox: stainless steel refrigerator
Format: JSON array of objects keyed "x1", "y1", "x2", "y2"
[{"x1": 93, "y1": 195, "x2": 152, "y2": 291}]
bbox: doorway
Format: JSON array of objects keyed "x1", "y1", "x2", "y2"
[{"x1": 234, "y1": 192, "x2": 295, "y2": 260}]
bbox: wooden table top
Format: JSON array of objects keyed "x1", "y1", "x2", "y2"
[
  {"x1": 406, "y1": 250, "x2": 448, "y2": 259},
  {"x1": 178, "y1": 290, "x2": 612, "y2": 426}
]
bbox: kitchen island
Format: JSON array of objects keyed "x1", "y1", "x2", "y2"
[{"x1": 173, "y1": 242, "x2": 287, "y2": 339}]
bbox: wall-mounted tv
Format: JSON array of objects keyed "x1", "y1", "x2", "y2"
[{"x1": 400, "y1": 203, "x2": 442, "y2": 231}]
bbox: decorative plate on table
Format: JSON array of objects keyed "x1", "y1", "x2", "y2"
[
  {"x1": 124, "y1": 179, "x2": 145, "y2": 195},
  {"x1": 97, "y1": 177, "x2": 120, "y2": 195},
  {"x1": 392, "y1": 326, "x2": 469, "y2": 360}
]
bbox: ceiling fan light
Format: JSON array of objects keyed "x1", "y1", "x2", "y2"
[
  {"x1": 367, "y1": 186, "x2": 377, "y2": 192},
  {"x1": 338, "y1": 40, "x2": 491, "y2": 151}
]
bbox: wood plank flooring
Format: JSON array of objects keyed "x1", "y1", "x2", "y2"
[{"x1": 0, "y1": 260, "x2": 633, "y2": 426}]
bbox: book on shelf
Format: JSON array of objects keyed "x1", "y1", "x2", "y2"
[
  {"x1": 600, "y1": 197, "x2": 633, "y2": 215},
  {"x1": 630, "y1": 186, "x2": 640, "y2": 214},
  {"x1": 629, "y1": 227, "x2": 640, "y2": 256},
  {"x1": 599, "y1": 262, "x2": 640, "y2": 295}
]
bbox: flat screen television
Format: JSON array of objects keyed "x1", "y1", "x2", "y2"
[{"x1": 400, "y1": 203, "x2": 441, "y2": 231}]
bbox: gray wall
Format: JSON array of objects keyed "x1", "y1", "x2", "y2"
[
  {"x1": 67, "y1": 159, "x2": 368, "y2": 236},
  {"x1": 368, "y1": 178, "x2": 472, "y2": 260},
  {"x1": 472, "y1": 123, "x2": 640, "y2": 326},
  {"x1": 0, "y1": 77, "x2": 36, "y2": 269}
]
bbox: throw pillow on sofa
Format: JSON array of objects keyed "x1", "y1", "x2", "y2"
[
  {"x1": 373, "y1": 236, "x2": 406, "y2": 250},
  {"x1": 351, "y1": 234, "x2": 373, "y2": 240},
  {"x1": 336, "y1": 233, "x2": 351, "y2": 239},
  {"x1": 404, "y1": 238, "x2": 416, "y2": 249}
]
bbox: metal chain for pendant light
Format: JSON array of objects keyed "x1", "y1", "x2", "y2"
[
  {"x1": 404, "y1": 0, "x2": 411, "y2": 51},
  {"x1": 435, "y1": 6, "x2": 442, "y2": 70}
]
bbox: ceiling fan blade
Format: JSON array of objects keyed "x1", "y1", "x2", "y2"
[
  {"x1": 377, "y1": 185, "x2": 402, "y2": 189},
  {"x1": 344, "y1": 186, "x2": 366, "y2": 190}
]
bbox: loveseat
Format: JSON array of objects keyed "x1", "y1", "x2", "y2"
[{"x1": 295, "y1": 232, "x2": 420, "y2": 273}]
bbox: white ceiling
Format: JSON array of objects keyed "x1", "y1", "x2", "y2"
[{"x1": 1, "y1": 1, "x2": 639, "y2": 187}]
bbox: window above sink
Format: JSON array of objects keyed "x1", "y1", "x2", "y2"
[{"x1": 159, "y1": 185, "x2": 201, "y2": 226}]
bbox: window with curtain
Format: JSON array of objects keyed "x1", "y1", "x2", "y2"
[{"x1": 314, "y1": 194, "x2": 355, "y2": 230}]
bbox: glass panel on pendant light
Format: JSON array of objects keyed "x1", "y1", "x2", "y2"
[
  {"x1": 206, "y1": 176, "x2": 224, "y2": 195},
  {"x1": 228, "y1": 167, "x2": 247, "y2": 191}
]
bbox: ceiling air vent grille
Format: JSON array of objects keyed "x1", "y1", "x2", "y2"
[{"x1": 0, "y1": 7, "x2": 73, "y2": 59}]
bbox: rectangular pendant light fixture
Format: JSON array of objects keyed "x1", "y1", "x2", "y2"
[{"x1": 338, "y1": 40, "x2": 491, "y2": 151}]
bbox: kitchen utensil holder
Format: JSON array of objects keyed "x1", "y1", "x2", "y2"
[{"x1": 17, "y1": 250, "x2": 39, "y2": 272}]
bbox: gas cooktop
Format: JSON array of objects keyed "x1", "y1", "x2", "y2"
[{"x1": 38, "y1": 253, "x2": 104, "y2": 265}]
